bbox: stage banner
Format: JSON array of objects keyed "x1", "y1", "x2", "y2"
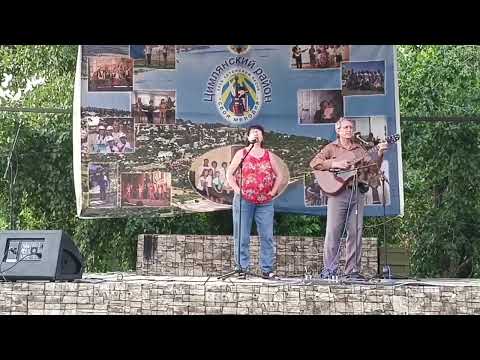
[{"x1": 73, "y1": 45, "x2": 403, "y2": 218}]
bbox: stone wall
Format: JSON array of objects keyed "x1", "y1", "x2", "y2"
[
  {"x1": 136, "y1": 235, "x2": 378, "y2": 277},
  {"x1": 1, "y1": 275, "x2": 479, "y2": 315}
]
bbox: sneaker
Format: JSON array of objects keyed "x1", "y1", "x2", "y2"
[
  {"x1": 320, "y1": 268, "x2": 337, "y2": 279},
  {"x1": 262, "y1": 272, "x2": 280, "y2": 280},
  {"x1": 237, "y1": 269, "x2": 247, "y2": 280}
]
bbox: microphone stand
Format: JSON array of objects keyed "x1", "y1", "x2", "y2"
[
  {"x1": 218, "y1": 141, "x2": 256, "y2": 280},
  {"x1": 380, "y1": 171, "x2": 391, "y2": 279}
]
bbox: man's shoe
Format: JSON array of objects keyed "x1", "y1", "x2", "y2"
[
  {"x1": 237, "y1": 269, "x2": 247, "y2": 279},
  {"x1": 262, "y1": 272, "x2": 280, "y2": 280}
]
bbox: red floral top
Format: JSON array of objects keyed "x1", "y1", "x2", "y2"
[{"x1": 236, "y1": 149, "x2": 276, "y2": 204}]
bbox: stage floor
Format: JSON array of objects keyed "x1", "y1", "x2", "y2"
[
  {"x1": 1, "y1": 273, "x2": 480, "y2": 315},
  {"x1": 83, "y1": 272, "x2": 480, "y2": 287}
]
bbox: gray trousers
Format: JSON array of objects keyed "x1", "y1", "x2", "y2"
[{"x1": 324, "y1": 187, "x2": 365, "y2": 274}]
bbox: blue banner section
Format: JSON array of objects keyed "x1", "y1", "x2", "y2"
[{"x1": 76, "y1": 45, "x2": 403, "y2": 218}]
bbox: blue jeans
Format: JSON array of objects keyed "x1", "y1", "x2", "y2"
[{"x1": 232, "y1": 193, "x2": 275, "y2": 273}]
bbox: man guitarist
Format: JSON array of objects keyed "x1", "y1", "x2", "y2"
[
  {"x1": 309, "y1": 117, "x2": 388, "y2": 279},
  {"x1": 292, "y1": 45, "x2": 307, "y2": 69}
]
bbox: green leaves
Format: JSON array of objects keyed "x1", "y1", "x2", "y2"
[
  {"x1": 395, "y1": 45, "x2": 480, "y2": 277},
  {"x1": 0, "y1": 46, "x2": 78, "y2": 245},
  {"x1": 398, "y1": 45, "x2": 480, "y2": 117}
]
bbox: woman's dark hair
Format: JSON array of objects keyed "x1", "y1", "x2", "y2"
[{"x1": 246, "y1": 124, "x2": 265, "y2": 147}]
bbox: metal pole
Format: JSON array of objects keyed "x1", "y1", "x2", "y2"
[{"x1": 0, "y1": 107, "x2": 72, "y2": 114}]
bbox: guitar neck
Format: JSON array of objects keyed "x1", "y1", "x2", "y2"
[
  {"x1": 360, "y1": 134, "x2": 399, "y2": 158},
  {"x1": 366, "y1": 144, "x2": 381, "y2": 155}
]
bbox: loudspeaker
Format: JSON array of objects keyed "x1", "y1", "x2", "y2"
[{"x1": 0, "y1": 230, "x2": 84, "y2": 281}]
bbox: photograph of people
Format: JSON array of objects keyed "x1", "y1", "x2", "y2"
[
  {"x1": 88, "y1": 163, "x2": 117, "y2": 208},
  {"x1": 121, "y1": 171, "x2": 171, "y2": 207},
  {"x1": 88, "y1": 57, "x2": 133, "y2": 92},
  {"x1": 132, "y1": 90, "x2": 176, "y2": 125},
  {"x1": 130, "y1": 45, "x2": 176, "y2": 70},
  {"x1": 342, "y1": 60, "x2": 386, "y2": 96},
  {"x1": 291, "y1": 45, "x2": 350, "y2": 69},
  {"x1": 87, "y1": 118, "x2": 135, "y2": 154},
  {"x1": 298, "y1": 90, "x2": 344, "y2": 124},
  {"x1": 191, "y1": 155, "x2": 234, "y2": 205},
  {"x1": 291, "y1": 45, "x2": 308, "y2": 69}
]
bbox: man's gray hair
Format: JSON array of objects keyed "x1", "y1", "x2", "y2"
[{"x1": 335, "y1": 117, "x2": 352, "y2": 131}]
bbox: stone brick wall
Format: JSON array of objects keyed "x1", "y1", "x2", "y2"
[
  {"x1": 1, "y1": 275, "x2": 479, "y2": 315},
  {"x1": 136, "y1": 235, "x2": 378, "y2": 277}
]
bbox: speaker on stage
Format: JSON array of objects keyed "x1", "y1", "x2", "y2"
[{"x1": 0, "y1": 230, "x2": 84, "y2": 281}]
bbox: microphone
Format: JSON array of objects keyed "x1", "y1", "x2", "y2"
[
  {"x1": 248, "y1": 137, "x2": 257, "y2": 144},
  {"x1": 354, "y1": 132, "x2": 373, "y2": 146}
]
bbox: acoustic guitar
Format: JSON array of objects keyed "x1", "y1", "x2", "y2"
[{"x1": 313, "y1": 134, "x2": 400, "y2": 196}]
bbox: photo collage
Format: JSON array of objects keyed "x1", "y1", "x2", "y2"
[
  {"x1": 290, "y1": 45, "x2": 389, "y2": 208},
  {"x1": 81, "y1": 45, "x2": 176, "y2": 210},
  {"x1": 80, "y1": 45, "x2": 392, "y2": 214}
]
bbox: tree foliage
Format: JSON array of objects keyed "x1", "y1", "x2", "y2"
[
  {"x1": 0, "y1": 45, "x2": 479, "y2": 277},
  {"x1": 395, "y1": 46, "x2": 480, "y2": 277}
]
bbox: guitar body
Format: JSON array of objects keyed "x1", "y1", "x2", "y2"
[{"x1": 314, "y1": 151, "x2": 359, "y2": 195}]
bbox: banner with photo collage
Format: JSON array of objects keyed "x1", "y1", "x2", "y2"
[{"x1": 73, "y1": 45, "x2": 403, "y2": 218}]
